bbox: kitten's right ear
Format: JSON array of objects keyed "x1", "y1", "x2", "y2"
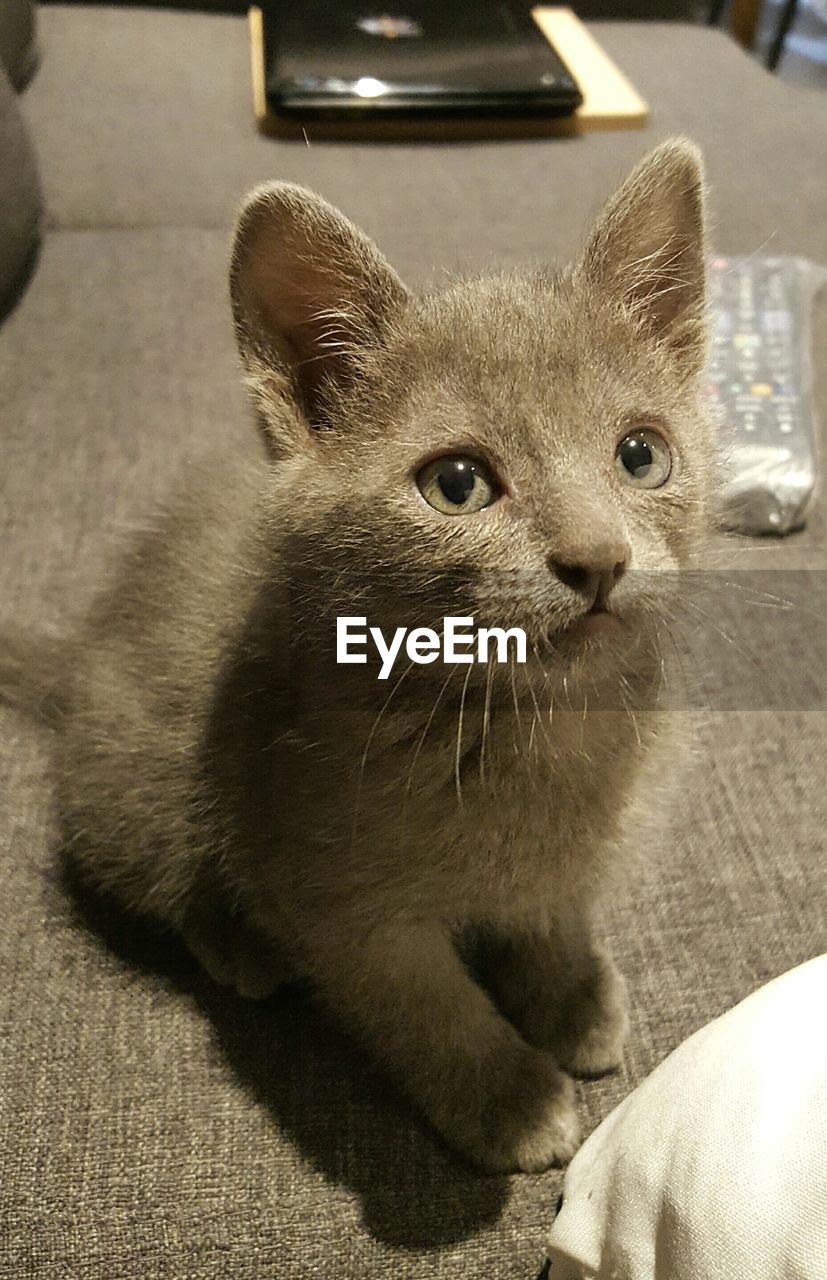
[
  {"x1": 576, "y1": 138, "x2": 707, "y2": 375},
  {"x1": 230, "y1": 182, "x2": 408, "y2": 452}
]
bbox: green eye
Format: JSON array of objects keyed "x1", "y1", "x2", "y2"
[
  {"x1": 615, "y1": 428, "x2": 672, "y2": 489},
  {"x1": 416, "y1": 455, "x2": 498, "y2": 516}
]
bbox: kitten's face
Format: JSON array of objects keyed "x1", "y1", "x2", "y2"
[
  {"x1": 276, "y1": 272, "x2": 714, "y2": 675},
  {"x1": 231, "y1": 140, "x2": 712, "y2": 686}
]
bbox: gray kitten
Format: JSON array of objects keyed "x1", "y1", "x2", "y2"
[{"x1": 3, "y1": 139, "x2": 714, "y2": 1173}]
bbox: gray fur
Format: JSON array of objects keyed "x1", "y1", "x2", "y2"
[{"x1": 3, "y1": 139, "x2": 715, "y2": 1172}]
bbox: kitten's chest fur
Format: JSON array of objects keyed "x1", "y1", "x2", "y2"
[{"x1": 246, "y1": 667, "x2": 657, "y2": 932}]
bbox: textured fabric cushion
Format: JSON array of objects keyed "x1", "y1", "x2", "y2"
[
  {"x1": 548, "y1": 956, "x2": 827, "y2": 1279},
  {"x1": 21, "y1": 8, "x2": 827, "y2": 260},
  {"x1": 0, "y1": 62, "x2": 41, "y2": 314},
  {"x1": 2, "y1": 9, "x2": 827, "y2": 1279},
  {"x1": 0, "y1": 0, "x2": 37, "y2": 90}
]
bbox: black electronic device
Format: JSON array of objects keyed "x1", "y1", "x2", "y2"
[{"x1": 261, "y1": 1, "x2": 583, "y2": 121}]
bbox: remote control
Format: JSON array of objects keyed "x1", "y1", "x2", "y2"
[{"x1": 705, "y1": 256, "x2": 823, "y2": 535}]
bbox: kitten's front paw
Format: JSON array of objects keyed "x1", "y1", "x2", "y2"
[
  {"x1": 183, "y1": 909, "x2": 293, "y2": 1000},
  {"x1": 552, "y1": 952, "x2": 630, "y2": 1079},
  {"x1": 445, "y1": 1045, "x2": 581, "y2": 1174}
]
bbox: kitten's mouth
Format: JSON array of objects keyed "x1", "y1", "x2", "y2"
[{"x1": 558, "y1": 605, "x2": 622, "y2": 644}]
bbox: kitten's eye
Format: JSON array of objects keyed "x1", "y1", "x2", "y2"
[
  {"x1": 615, "y1": 428, "x2": 672, "y2": 490},
  {"x1": 416, "y1": 455, "x2": 498, "y2": 516}
]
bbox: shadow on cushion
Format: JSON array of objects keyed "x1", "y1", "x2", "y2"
[{"x1": 59, "y1": 854, "x2": 510, "y2": 1250}]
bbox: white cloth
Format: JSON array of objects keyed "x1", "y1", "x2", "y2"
[{"x1": 547, "y1": 955, "x2": 827, "y2": 1280}]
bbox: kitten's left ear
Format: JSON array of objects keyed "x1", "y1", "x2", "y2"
[{"x1": 576, "y1": 138, "x2": 707, "y2": 373}]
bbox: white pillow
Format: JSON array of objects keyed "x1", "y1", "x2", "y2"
[{"x1": 547, "y1": 954, "x2": 827, "y2": 1280}]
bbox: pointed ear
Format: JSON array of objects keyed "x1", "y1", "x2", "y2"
[
  {"x1": 230, "y1": 182, "x2": 408, "y2": 447},
  {"x1": 576, "y1": 139, "x2": 707, "y2": 374}
]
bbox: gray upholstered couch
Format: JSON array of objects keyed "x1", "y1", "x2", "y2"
[{"x1": 1, "y1": 6, "x2": 825, "y2": 1277}]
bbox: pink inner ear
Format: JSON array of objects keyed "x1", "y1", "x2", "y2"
[
  {"x1": 625, "y1": 230, "x2": 703, "y2": 323},
  {"x1": 236, "y1": 235, "x2": 365, "y2": 422}
]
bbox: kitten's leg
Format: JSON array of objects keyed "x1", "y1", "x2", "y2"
[
  {"x1": 307, "y1": 918, "x2": 580, "y2": 1173},
  {"x1": 483, "y1": 930, "x2": 630, "y2": 1079},
  {"x1": 182, "y1": 896, "x2": 295, "y2": 999},
  {"x1": 550, "y1": 942, "x2": 629, "y2": 1077}
]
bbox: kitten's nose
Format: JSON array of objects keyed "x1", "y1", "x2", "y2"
[{"x1": 549, "y1": 543, "x2": 630, "y2": 610}]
